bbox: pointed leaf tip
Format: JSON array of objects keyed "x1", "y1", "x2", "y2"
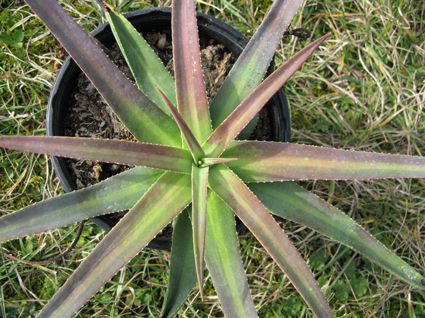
[
  {"x1": 157, "y1": 87, "x2": 205, "y2": 161},
  {"x1": 210, "y1": 0, "x2": 306, "y2": 133},
  {"x1": 97, "y1": 0, "x2": 111, "y2": 12},
  {"x1": 224, "y1": 140, "x2": 425, "y2": 182},
  {"x1": 250, "y1": 181, "x2": 425, "y2": 290},
  {"x1": 205, "y1": 33, "x2": 330, "y2": 158}
]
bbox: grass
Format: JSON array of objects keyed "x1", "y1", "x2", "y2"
[{"x1": 1, "y1": 0, "x2": 425, "y2": 316}]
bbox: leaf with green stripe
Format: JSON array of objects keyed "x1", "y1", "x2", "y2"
[
  {"x1": 249, "y1": 181, "x2": 425, "y2": 290},
  {"x1": 172, "y1": 0, "x2": 212, "y2": 143},
  {"x1": 204, "y1": 35, "x2": 329, "y2": 158},
  {"x1": 210, "y1": 0, "x2": 304, "y2": 138},
  {"x1": 208, "y1": 164, "x2": 332, "y2": 318},
  {"x1": 204, "y1": 190, "x2": 258, "y2": 318},
  {"x1": 36, "y1": 172, "x2": 191, "y2": 318},
  {"x1": 223, "y1": 141, "x2": 425, "y2": 182},
  {"x1": 26, "y1": 0, "x2": 180, "y2": 146},
  {"x1": 191, "y1": 164, "x2": 209, "y2": 299},
  {"x1": 0, "y1": 136, "x2": 192, "y2": 174},
  {"x1": 0, "y1": 166, "x2": 163, "y2": 243},
  {"x1": 103, "y1": 2, "x2": 176, "y2": 115},
  {"x1": 162, "y1": 209, "x2": 197, "y2": 318},
  {"x1": 158, "y1": 88, "x2": 205, "y2": 162}
]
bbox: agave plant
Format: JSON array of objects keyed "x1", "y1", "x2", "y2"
[{"x1": 1, "y1": 0, "x2": 424, "y2": 317}]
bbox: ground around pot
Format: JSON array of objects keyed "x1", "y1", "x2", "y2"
[{"x1": 1, "y1": 0, "x2": 424, "y2": 317}]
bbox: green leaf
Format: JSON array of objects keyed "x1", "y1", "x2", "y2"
[
  {"x1": 204, "y1": 35, "x2": 329, "y2": 158},
  {"x1": 10, "y1": 42, "x2": 23, "y2": 48},
  {"x1": 204, "y1": 190, "x2": 258, "y2": 318},
  {"x1": 343, "y1": 261, "x2": 356, "y2": 279},
  {"x1": 249, "y1": 181, "x2": 425, "y2": 289},
  {"x1": 191, "y1": 164, "x2": 209, "y2": 299},
  {"x1": 13, "y1": 47, "x2": 25, "y2": 59},
  {"x1": 161, "y1": 209, "x2": 197, "y2": 318},
  {"x1": 352, "y1": 277, "x2": 368, "y2": 297},
  {"x1": 309, "y1": 250, "x2": 328, "y2": 271},
  {"x1": 0, "y1": 10, "x2": 8, "y2": 22},
  {"x1": 158, "y1": 88, "x2": 205, "y2": 162},
  {"x1": 0, "y1": 167, "x2": 163, "y2": 243},
  {"x1": 172, "y1": 0, "x2": 211, "y2": 143},
  {"x1": 0, "y1": 136, "x2": 192, "y2": 174},
  {"x1": 104, "y1": 4, "x2": 176, "y2": 114},
  {"x1": 210, "y1": 0, "x2": 305, "y2": 138},
  {"x1": 37, "y1": 172, "x2": 191, "y2": 318},
  {"x1": 208, "y1": 165, "x2": 332, "y2": 318},
  {"x1": 12, "y1": 29, "x2": 23, "y2": 42},
  {"x1": 25, "y1": 0, "x2": 180, "y2": 146},
  {"x1": 200, "y1": 157, "x2": 239, "y2": 167},
  {"x1": 224, "y1": 140, "x2": 425, "y2": 182},
  {"x1": 316, "y1": 119, "x2": 330, "y2": 132},
  {"x1": 334, "y1": 281, "x2": 350, "y2": 301},
  {"x1": 0, "y1": 34, "x2": 14, "y2": 45}
]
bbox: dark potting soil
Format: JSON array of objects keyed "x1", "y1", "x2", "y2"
[{"x1": 64, "y1": 32, "x2": 272, "y2": 189}]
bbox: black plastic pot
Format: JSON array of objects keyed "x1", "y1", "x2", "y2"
[{"x1": 47, "y1": 7, "x2": 291, "y2": 251}]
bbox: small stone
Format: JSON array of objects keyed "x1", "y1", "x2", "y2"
[{"x1": 157, "y1": 34, "x2": 167, "y2": 50}]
